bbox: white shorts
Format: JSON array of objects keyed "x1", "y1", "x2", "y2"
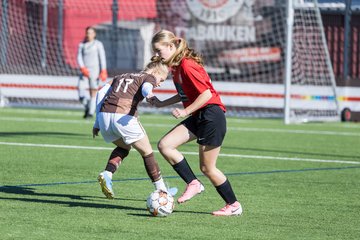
[{"x1": 98, "y1": 112, "x2": 146, "y2": 145}]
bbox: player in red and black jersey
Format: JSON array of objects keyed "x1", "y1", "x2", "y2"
[
  {"x1": 148, "y1": 30, "x2": 242, "y2": 216},
  {"x1": 92, "y1": 58, "x2": 177, "y2": 199}
]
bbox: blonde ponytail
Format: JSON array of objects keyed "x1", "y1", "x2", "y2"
[{"x1": 151, "y1": 30, "x2": 204, "y2": 67}]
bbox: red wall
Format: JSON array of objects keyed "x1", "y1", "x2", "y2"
[{"x1": 62, "y1": 0, "x2": 157, "y2": 67}]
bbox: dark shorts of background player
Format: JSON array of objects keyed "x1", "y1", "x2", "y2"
[{"x1": 181, "y1": 104, "x2": 226, "y2": 147}]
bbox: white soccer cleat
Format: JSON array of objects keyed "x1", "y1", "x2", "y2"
[
  {"x1": 167, "y1": 187, "x2": 178, "y2": 197},
  {"x1": 97, "y1": 171, "x2": 114, "y2": 199}
]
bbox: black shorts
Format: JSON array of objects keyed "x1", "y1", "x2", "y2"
[{"x1": 181, "y1": 104, "x2": 227, "y2": 147}]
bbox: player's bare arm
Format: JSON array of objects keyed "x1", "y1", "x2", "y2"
[
  {"x1": 183, "y1": 89, "x2": 212, "y2": 115},
  {"x1": 148, "y1": 94, "x2": 181, "y2": 108},
  {"x1": 172, "y1": 89, "x2": 212, "y2": 119}
]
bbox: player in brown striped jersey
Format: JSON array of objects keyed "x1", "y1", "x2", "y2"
[
  {"x1": 101, "y1": 72, "x2": 157, "y2": 116},
  {"x1": 93, "y1": 57, "x2": 177, "y2": 199}
]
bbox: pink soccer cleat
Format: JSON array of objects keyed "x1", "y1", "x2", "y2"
[
  {"x1": 212, "y1": 201, "x2": 243, "y2": 216},
  {"x1": 177, "y1": 179, "x2": 204, "y2": 203}
]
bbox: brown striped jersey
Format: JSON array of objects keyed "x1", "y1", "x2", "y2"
[{"x1": 100, "y1": 72, "x2": 157, "y2": 116}]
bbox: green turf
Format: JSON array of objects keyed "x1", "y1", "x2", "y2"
[{"x1": 0, "y1": 108, "x2": 359, "y2": 239}]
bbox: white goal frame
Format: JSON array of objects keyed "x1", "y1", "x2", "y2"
[{"x1": 284, "y1": 0, "x2": 340, "y2": 124}]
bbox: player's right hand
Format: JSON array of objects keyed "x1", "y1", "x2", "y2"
[
  {"x1": 80, "y1": 67, "x2": 90, "y2": 78},
  {"x1": 92, "y1": 127, "x2": 99, "y2": 138},
  {"x1": 172, "y1": 108, "x2": 188, "y2": 119}
]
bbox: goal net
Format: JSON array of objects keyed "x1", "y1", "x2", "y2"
[
  {"x1": 284, "y1": 0, "x2": 339, "y2": 123},
  {"x1": 0, "y1": 0, "x2": 339, "y2": 123}
]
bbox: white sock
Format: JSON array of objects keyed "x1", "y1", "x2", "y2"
[
  {"x1": 88, "y1": 97, "x2": 96, "y2": 115},
  {"x1": 153, "y1": 178, "x2": 167, "y2": 191},
  {"x1": 104, "y1": 170, "x2": 113, "y2": 179}
]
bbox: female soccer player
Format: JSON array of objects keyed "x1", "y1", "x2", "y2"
[
  {"x1": 77, "y1": 26, "x2": 108, "y2": 119},
  {"x1": 148, "y1": 30, "x2": 242, "y2": 216},
  {"x1": 93, "y1": 57, "x2": 176, "y2": 199}
]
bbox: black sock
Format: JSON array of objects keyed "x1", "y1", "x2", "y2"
[
  {"x1": 216, "y1": 179, "x2": 237, "y2": 204},
  {"x1": 172, "y1": 158, "x2": 197, "y2": 184}
]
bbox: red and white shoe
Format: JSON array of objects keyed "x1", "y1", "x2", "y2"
[
  {"x1": 212, "y1": 201, "x2": 243, "y2": 216},
  {"x1": 177, "y1": 179, "x2": 205, "y2": 203}
]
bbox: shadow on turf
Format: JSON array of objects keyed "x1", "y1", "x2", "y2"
[
  {"x1": 222, "y1": 146, "x2": 359, "y2": 160},
  {"x1": 0, "y1": 131, "x2": 87, "y2": 137},
  {"x1": 0, "y1": 196, "x2": 146, "y2": 211},
  {"x1": 0, "y1": 186, "x2": 209, "y2": 215},
  {"x1": 127, "y1": 209, "x2": 209, "y2": 217},
  {"x1": 0, "y1": 186, "x2": 145, "y2": 210},
  {"x1": 0, "y1": 186, "x2": 89, "y2": 200}
]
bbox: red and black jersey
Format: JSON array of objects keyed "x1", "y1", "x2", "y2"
[
  {"x1": 171, "y1": 58, "x2": 226, "y2": 113},
  {"x1": 101, "y1": 73, "x2": 156, "y2": 116}
]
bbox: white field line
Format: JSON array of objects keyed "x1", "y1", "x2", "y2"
[
  {"x1": 2, "y1": 107, "x2": 360, "y2": 127},
  {"x1": 341, "y1": 124, "x2": 360, "y2": 129},
  {"x1": 0, "y1": 108, "x2": 253, "y2": 123},
  {"x1": 227, "y1": 127, "x2": 360, "y2": 136},
  {"x1": 0, "y1": 116, "x2": 87, "y2": 124},
  {"x1": 0, "y1": 141, "x2": 359, "y2": 165},
  {"x1": 0, "y1": 116, "x2": 359, "y2": 137},
  {"x1": 0, "y1": 108, "x2": 80, "y2": 116}
]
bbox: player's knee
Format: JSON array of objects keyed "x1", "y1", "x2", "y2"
[
  {"x1": 200, "y1": 165, "x2": 208, "y2": 175},
  {"x1": 157, "y1": 139, "x2": 167, "y2": 154},
  {"x1": 157, "y1": 138, "x2": 176, "y2": 154},
  {"x1": 200, "y1": 165, "x2": 215, "y2": 177}
]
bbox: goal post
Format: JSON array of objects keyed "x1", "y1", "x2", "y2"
[
  {"x1": 284, "y1": 0, "x2": 340, "y2": 124},
  {"x1": 284, "y1": 0, "x2": 294, "y2": 124}
]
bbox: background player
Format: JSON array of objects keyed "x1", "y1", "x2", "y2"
[
  {"x1": 148, "y1": 29, "x2": 242, "y2": 216},
  {"x1": 77, "y1": 26, "x2": 108, "y2": 119},
  {"x1": 93, "y1": 57, "x2": 177, "y2": 199}
]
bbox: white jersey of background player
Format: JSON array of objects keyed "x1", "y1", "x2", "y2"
[{"x1": 77, "y1": 26, "x2": 107, "y2": 119}]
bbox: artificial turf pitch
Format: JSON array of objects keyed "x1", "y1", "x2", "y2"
[{"x1": 0, "y1": 108, "x2": 359, "y2": 239}]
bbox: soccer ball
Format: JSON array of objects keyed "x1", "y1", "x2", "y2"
[{"x1": 146, "y1": 189, "x2": 174, "y2": 217}]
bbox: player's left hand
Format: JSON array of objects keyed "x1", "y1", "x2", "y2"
[
  {"x1": 99, "y1": 69, "x2": 108, "y2": 82},
  {"x1": 93, "y1": 127, "x2": 100, "y2": 138},
  {"x1": 172, "y1": 108, "x2": 188, "y2": 119}
]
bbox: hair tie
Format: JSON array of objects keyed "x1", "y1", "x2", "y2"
[{"x1": 151, "y1": 55, "x2": 163, "y2": 63}]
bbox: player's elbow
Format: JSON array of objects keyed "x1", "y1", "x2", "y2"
[{"x1": 202, "y1": 89, "x2": 212, "y2": 101}]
